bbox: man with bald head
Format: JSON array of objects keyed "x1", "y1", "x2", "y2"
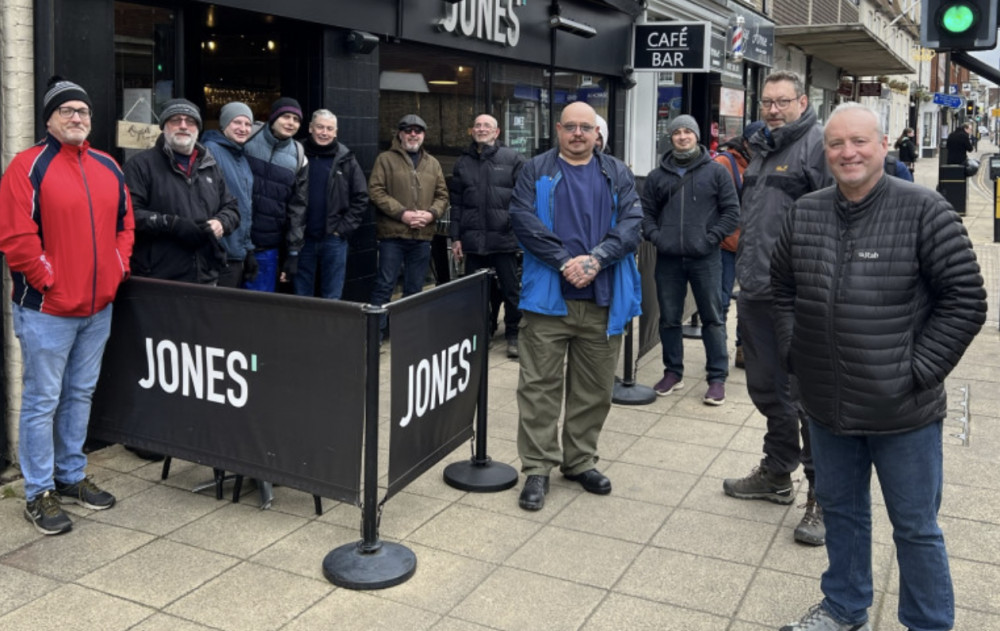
[
  {"x1": 450, "y1": 113, "x2": 526, "y2": 357},
  {"x1": 771, "y1": 103, "x2": 986, "y2": 631},
  {"x1": 509, "y1": 102, "x2": 642, "y2": 511}
]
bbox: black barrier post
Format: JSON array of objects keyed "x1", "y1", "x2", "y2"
[
  {"x1": 613, "y1": 319, "x2": 656, "y2": 405},
  {"x1": 938, "y1": 164, "x2": 968, "y2": 217},
  {"x1": 323, "y1": 305, "x2": 416, "y2": 590},
  {"x1": 443, "y1": 271, "x2": 519, "y2": 492}
]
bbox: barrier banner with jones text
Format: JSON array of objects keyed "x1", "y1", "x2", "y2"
[
  {"x1": 89, "y1": 278, "x2": 366, "y2": 504},
  {"x1": 386, "y1": 273, "x2": 488, "y2": 499}
]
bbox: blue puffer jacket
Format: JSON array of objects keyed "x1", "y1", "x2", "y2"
[
  {"x1": 244, "y1": 124, "x2": 307, "y2": 253},
  {"x1": 509, "y1": 148, "x2": 642, "y2": 336},
  {"x1": 202, "y1": 130, "x2": 253, "y2": 261}
]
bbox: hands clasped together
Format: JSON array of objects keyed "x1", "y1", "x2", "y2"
[{"x1": 562, "y1": 254, "x2": 601, "y2": 289}]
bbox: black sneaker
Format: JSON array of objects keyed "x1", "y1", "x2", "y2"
[
  {"x1": 24, "y1": 490, "x2": 73, "y2": 535},
  {"x1": 722, "y1": 463, "x2": 794, "y2": 505},
  {"x1": 56, "y1": 477, "x2": 116, "y2": 510}
]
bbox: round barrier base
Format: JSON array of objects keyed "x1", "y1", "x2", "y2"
[
  {"x1": 681, "y1": 325, "x2": 702, "y2": 339},
  {"x1": 612, "y1": 382, "x2": 657, "y2": 406},
  {"x1": 322, "y1": 541, "x2": 416, "y2": 590},
  {"x1": 443, "y1": 459, "x2": 518, "y2": 492}
]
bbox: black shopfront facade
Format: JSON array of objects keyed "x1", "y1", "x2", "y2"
[{"x1": 32, "y1": 0, "x2": 640, "y2": 301}]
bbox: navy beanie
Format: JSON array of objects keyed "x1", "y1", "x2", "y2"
[{"x1": 269, "y1": 97, "x2": 303, "y2": 125}]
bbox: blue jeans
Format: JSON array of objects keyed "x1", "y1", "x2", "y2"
[
  {"x1": 13, "y1": 304, "x2": 113, "y2": 500},
  {"x1": 370, "y1": 238, "x2": 432, "y2": 333},
  {"x1": 294, "y1": 234, "x2": 349, "y2": 299},
  {"x1": 719, "y1": 249, "x2": 741, "y2": 346},
  {"x1": 654, "y1": 252, "x2": 728, "y2": 383},
  {"x1": 810, "y1": 419, "x2": 953, "y2": 631},
  {"x1": 243, "y1": 248, "x2": 279, "y2": 293}
]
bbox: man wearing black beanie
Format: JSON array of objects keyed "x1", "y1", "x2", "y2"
[
  {"x1": 1, "y1": 77, "x2": 134, "y2": 534},
  {"x1": 244, "y1": 96, "x2": 308, "y2": 292}
]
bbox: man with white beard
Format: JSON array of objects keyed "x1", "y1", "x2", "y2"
[{"x1": 124, "y1": 98, "x2": 240, "y2": 285}]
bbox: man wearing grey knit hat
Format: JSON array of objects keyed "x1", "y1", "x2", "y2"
[
  {"x1": 641, "y1": 113, "x2": 739, "y2": 407},
  {"x1": 203, "y1": 102, "x2": 256, "y2": 287},
  {"x1": 124, "y1": 97, "x2": 239, "y2": 285}
]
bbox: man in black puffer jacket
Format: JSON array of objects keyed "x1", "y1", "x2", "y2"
[
  {"x1": 449, "y1": 114, "x2": 526, "y2": 358},
  {"x1": 771, "y1": 103, "x2": 986, "y2": 631}
]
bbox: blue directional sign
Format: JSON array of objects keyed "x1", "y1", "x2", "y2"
[{"x1": 933, "y1": 92, "x2": 963, "y2": 108}]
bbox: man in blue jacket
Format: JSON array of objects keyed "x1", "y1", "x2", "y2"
[
  {"x1": 203, "y1": 101, "x2": 256, "y2": 288},
  {"x1": 510, "y1": 102, "x2": 642, "y2": 512}
]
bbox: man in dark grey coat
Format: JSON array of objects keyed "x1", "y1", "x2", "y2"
[
  {"x1": 770, "y1": 102, "x2": 986, "y2": 631},
  {"x1": 722, "y1": 71, "x2": 833, "y2": 547},
  {"x1": 449, "y1": 114, "x2": 526, "y2": 358}
]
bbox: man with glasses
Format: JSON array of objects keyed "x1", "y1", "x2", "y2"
[
  {"x1": 449, "y1": 114, "x2": 526, "y2": 358},
  {"x1": 124, "y1": 98, "x2": 240, "y2": 285},
  {"x1": 0, "y1": 77, "x2": 134, "y2": 534},
  {"x1": 368, "y1": 114, "x2": 449, "y2": 340},
  {"x1": 723, "y1": 71, "x2": 833, "y2": 546},
  {"x1": 510, "y1": 102, "x2": 642, "y2": 512}
]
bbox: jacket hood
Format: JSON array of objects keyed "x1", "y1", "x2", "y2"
[{"x1": 201, "y1": 129, "x2": 244, "y2": 153}]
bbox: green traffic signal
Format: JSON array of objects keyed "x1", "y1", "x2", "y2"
[{"x1": 939, "y1": 2, "x2": 978, "y2": 34}]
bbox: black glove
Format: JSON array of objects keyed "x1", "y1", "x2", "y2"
[
  {"x1": 172, "y1": 217, "x2": 208, "y2": 247},
  {"x1": 282, "y1": 253, "x2": 299, "y2": 279},
  {"x1": 242, "y1": 251, "x2": 259, "y2": 283}
]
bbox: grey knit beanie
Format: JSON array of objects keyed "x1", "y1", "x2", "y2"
[
  {"x1": 219, "y1": 102, "x2": 253, "y2": 131},
  {"x1": 666, "y1": 115, "x2": 700, "y2": 142},
  {"x1": 159, "y1": 98, "x2": 202, "y2": 129},
  {"x1": 43, "y1": 76, "x2": 92, "y2": 122}
]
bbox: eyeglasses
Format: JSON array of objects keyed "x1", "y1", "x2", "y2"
[
  {"x1": 473, "y1": 124, "x2": 496, "y2": 130},
  {"x1": 165, "y1": 115, "x2": 198, "y2": 127},
  {"x1": 402, "y1": 127, "x2": 424, "y2": 135},
  {"x1": 56, "y1": 106, "x2": 92, "y2": 120},
  {"x1": 759, "y1": 98, "x2": 798, "y2": 110},
  {"x1": 561, "y1": 123, "x2": 595, "y2": 134}
]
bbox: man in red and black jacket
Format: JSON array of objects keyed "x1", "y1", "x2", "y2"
[{"x1": 0, "y1": 77, "x2": 134, "y2": 535}]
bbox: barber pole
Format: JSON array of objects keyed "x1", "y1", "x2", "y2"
[{"x1": 730, "y1": 16, "x2": 745, "y2": 62}]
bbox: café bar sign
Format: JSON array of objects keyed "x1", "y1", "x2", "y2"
[
  {"x1": 437, "y1": 0, "x2": 523, "y2": 47},
  {"x1": 633, "y1": 22, "x2": 711, "y2": 72}
]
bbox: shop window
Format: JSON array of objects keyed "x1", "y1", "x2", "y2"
[
  {"x1": 114, "y1": 2, "x2": 178, "y2": 158},
  {"x1": 656, "y1": 73, "x2": 683, "y2": 156}
]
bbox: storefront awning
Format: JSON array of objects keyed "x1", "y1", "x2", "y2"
[{"x1": 775, "y1": 23, "x2": 915, "y2": 77}]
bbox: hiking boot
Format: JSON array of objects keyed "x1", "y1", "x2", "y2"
[
  {"x1": 703, "y1": 381, "x2": 725, "y2": 406},
  {"x1": 506, "y1": 339, "x2": 519, "y2": 359},
  {"x1": 794, "y1": 488, "x2": 826, "y2": 546},
  {"x1": 780, "y1": 603, "x2": 870, "y2": 631},
  {"x1": 24, "y1": 490, "x2": 73, "y2": 535},
  {"x1": 734, "y1": 346, "x2": 745, "y2": 369},
  {"x1": 722, "y1": 463, "x2": 794, "y2": 504},
  {"x1": 653, "y1": 371, "x2": 684, "y2": 396},
  {"x1": 56, "y1": 477, "x2": 116, "y2": 510}
]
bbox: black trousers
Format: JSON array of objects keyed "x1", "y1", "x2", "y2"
[{"x1": 465, "y1": 251, "x2": 522, "y2": 340}]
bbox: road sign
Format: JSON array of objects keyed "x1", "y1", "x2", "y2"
[
  {"x1": 933, "y1": 92, "x2": 963, "y2": 108},
  {"x1": 992, "y1": 107, "x2": 1000, "y2": 117}
]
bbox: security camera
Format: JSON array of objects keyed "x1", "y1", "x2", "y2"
[
  {"x1": 549, "y1": 15, "x2": 598, "y2": 39},
  {"x1": 347, "y1": 30, "x2": 379, "y2": 55}
]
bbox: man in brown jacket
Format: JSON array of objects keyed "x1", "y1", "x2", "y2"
[{"x1": 368, "y1": 114, "x2": 449, "y2": 338}]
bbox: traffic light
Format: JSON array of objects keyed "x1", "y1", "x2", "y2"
[
  {"x1": 920, "y1": 0, "x2": 998, "y2": 51},
  {"x1": 966, "y1": 100, "x2": 975, "y2": 117}
]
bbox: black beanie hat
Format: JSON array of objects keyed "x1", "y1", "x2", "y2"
[
  {"x1": 159, "y1": 98, "x2": 203, "y2": 130},
  {"x1": 269, "y1": 97, "x2": 303, "y2": 125},
  {"x1": 43, "y1": 76, "x2": 92, "y2": 123}
]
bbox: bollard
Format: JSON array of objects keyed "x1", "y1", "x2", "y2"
[{"x1": 938, "y1": 164, "x2": 968, "y2": 217}]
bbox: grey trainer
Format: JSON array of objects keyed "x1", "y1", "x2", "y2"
[
  {"x1": 794, "y1": 488, "x2": 826, "y2": 546},
  {"x1": 24, "y1": 490, "x2": 73, "y2": 535},
  {"x1": 56, "y1": 477, "x2": 116, "y2": 510},
  {"x1": 780, "y1": 604, "x2": 870, "y2": 631},
  {"x1": 723, "y1": 462, "x2": 794, "y2": 505}
]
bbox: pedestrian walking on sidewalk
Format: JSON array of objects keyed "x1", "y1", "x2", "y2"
[{"x1": 772, "y1": 102, "x2": 986, "y2": 631}]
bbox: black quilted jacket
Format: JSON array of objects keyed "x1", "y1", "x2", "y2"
[{"x1": 770, "y1": 175, "x2": 987, "y2": 435}]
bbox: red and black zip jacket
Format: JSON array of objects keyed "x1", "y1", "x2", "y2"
[{"x1": 0, "y1": 134, "x2": 135, "y2": 316}]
